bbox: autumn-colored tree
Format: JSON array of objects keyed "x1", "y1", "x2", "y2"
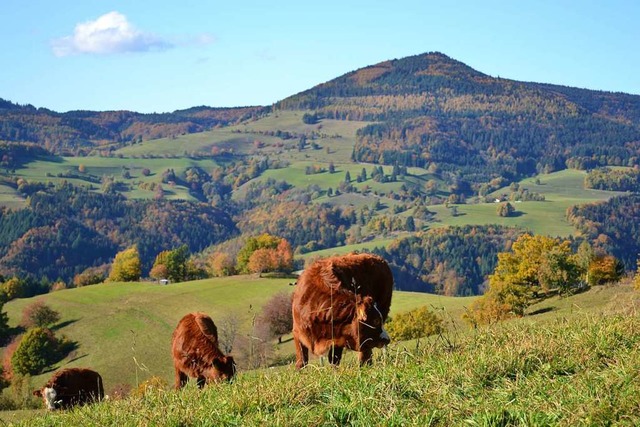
[
  {"x1": 465, "y1": 234, "x2": 582, "y2": 324},
  {"x1": 1, "y1": 277, "x2": 26, "y2": 301},
  {"x1": 21, "y1": 301, "x2": 60, "y2": 329},
  {"x1": 274, "y1": 239, "x2": 294, "y2": 272},
  {"x1": 587, "y1": 255, "x2": 624, "y2": 286},
  {"x1": 260, "y1": 292, "x2": 293, "y2": 343},
  {"x1": 149, "y1": 264, "x2": 169, "y2": 281},
  {"x1": 236, "y1": 234, "x2": 284, "y2": 273},
  {"x1": 73, "y1": 265, "x2": 107, "y2": 287},
  {"x1": 208, "y1": 252, "x2": 235, "y2": 277},
  {"x1": 108, "y1": 246, "x2": 142, "y2": 282},
  {"x1": 248, "y1": 248, "x2": 274, "y2": 276},
  {"x1": 78, "y1": 164, "x2": 86, "y2": 173}
]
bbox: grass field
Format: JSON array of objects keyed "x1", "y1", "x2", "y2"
[
  {"x1": 3, "y1": 282, "x2": 637, "y2": 425},
  {"x1": 1, "y1": 275, "x2": 463, "y2": 396}
]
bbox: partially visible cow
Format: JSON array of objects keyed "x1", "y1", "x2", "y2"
[
  {"x1": 33, "y1": 367, "x2": 104, "y2": 410},
  {"x1": 292, "y1": 253, "x2": 393, "y2": 369},
  {"x1": 171, "y1": 312, "x2": 236, "y2": 389}
]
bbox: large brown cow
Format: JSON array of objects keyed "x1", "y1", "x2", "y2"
[
  {"x1": 292, "y1": 253, "x2": 393, "y2": 369},
  {"x1": 171, "y1": 312, "x2": 236, "y2": 389},
  {"x1": 33, "y1": 367, "x2": 104, "y2": 410}
]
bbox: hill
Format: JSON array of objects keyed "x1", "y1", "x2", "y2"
[
  {"x1": 0, "y1": 98, "x2": 263, "y2": 155},
  {"x1": 277, "y1": 52, "x2": 640, "y2": 185},
  {"x1": 2, "y1": 279, "x2": 639, "y2": 425},
  {"x1": 1, "y1": 276, "x2": 473, "y2": 393}
]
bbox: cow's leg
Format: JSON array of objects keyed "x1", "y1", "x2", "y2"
[
  {"x1": 196, "y1": 376, "x2": 207, "y2": 389},
  {"x1": 358, "y1": 348, "x2": 373, "y2": 366},
  {"x1": 293, "y1": 336, "x2": 309, "y2": 369},
  {"x1": 174, "y1": 367, "x2": 188, "y2": 389},
  {"x1": 328, "y1": 345, "x2": 344, "y2": 365}
]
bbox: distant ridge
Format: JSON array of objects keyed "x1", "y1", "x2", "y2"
[{"x1": 277, "y1": 52, "x2": 640, "y2": 184}]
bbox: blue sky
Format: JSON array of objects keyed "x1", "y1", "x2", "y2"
[{"x1": 1, "y1": 0, "x2": 638, "y2": 113}]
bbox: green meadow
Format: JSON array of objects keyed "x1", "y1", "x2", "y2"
[
  {"x1": 2, "y1": 276, "x2": 460, "y2": 394},
  {"x1": 2, "y1": 280, "x2": 638, "y2": 425}
]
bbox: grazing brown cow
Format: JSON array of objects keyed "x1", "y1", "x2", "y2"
[
  {"x1": 171, "y1": 312, "x2": 236, "y2": 389},
  {"x1": 292, "y1": 253, "x2": 393, "y2": 369},
  {"x1": 33, "y1": 367, "x2": 104, "y2": 410}
]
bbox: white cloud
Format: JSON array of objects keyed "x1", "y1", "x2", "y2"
[{"x1": 51, "y1": 11, "x2": 173, "y2": 57}]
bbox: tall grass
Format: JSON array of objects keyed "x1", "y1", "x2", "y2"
[{"x1": 14, "y1": 310, "x2": 640, "y2": 426}]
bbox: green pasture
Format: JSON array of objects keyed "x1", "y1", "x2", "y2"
[
  {"x1": 428, "y1": 169, "x2": 625, "y2": 237},
  {"x1": 2, "y1": 276, "x2": 458, "y2": 395},
  {"x1": 4, "y1": 282, "x2": 638, "y2": 426},
  {"x1": 116, "y1": 111, "x2": 372, "y2": 164},
  {"x1": 0, "y1": 184, "x2": 25, "y2": 210}
]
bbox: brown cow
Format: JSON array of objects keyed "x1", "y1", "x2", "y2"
[
  {"x1": 33, "y1": 367, "x2": 104, "y2": 410},
  {"x1": 171, "y1": 312, "x2": 236, "y2": 389},
  {"x1": 292, "y1": 253, "x2": 393, "y2": 369}
]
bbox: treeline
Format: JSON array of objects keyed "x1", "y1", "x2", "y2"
[
  {"x1": 277, "y1": 52, "x2": 640, "y2": 188},
  {"x1": 374, "y1": 225, "x2": 524, "y2": 295},
  {"x1": 567, "y1": 194, "x2": 640, "y2": 269},
  {"x1": 0, "y1": 98, "x2": 264, "y2": 154},
  {"x1": 0, "y1": 183, "x2": 238, "y2": 282},
  {"x1": 584, "y1": 167, "x2": 640, "y2": 192}
]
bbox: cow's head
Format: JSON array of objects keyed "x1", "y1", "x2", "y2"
[
  {"x1": 354, "y1": 296, "x2": 390, "y2": 350},
  {"x1": 211, "y1": 355, "x2": 236, "y2": 382},
  {"x1": 33, "y1": 387, "x2": 58, "y2": 410}
]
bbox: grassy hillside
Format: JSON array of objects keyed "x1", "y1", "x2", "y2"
[
  {"x1": 3, "y1": 282, "x2": 638, "y2": 425},
  {"x1": 2, "y1": 276, "x2": 461, "y2": 394}
]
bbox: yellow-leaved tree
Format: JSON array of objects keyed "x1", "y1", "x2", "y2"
[
  {"x1": 465, "y1": 234, "x2": 581, "y2": 326},
  {"x1": 108, "y1": 246, "x2": 142, "y2": 282}
]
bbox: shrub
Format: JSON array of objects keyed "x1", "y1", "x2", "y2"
[
  {"x1": 21, "y1": 301, "x2": 61, "y2": 329},
  {"x1": 386, "y1": 306, "x2": 443, "y2": 341}
]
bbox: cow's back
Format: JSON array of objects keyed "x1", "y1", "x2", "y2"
[
  {"x1": 43, "y1": 368, "x2": 104, "y2": 408},
  {"x1": 172, "y1": 312, "x2": 220, "y2": 359},
  {"x1": 294, "y1": 253, "x2": 393, "y2": 318}
]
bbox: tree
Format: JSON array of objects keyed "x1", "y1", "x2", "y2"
[
  {"x1": 108, "y1": 246, "x2": 142, "y2": 282},
  {"x1": 0, "y1": 298, "x2": 9, "y2": 344},
  {"x1": 21, "y1": 301, "x2": 60, "y2": 329},
  {"x1": 497, "y1": 202, "x2": 515, "y2": 217},
  {"x1": 405, "y1": 216, "x2": 416, "y2": 232},
  {"x1": 208, "y1": 252, "x2": 235, "y2": 277},
  {"x1": 1, "y1": 277, "x2": 26, "y2": 301},
  {"x1": 634, "y1": 258, "x2": 640, "y2": 291},
  {"x1": 149, "y1": 264, "x2": 169, "y2": 281},
  {"x1": 344, "y1": 171, "x2": 351, "y2": 183},
  {"x1": 465, "y1": 234, "x2": 581, "y2": 324},
  {"x1": 260, "y1": 292, "x2": 293, "y2": 343},
  {"x1": 587, "y1": 255, "x2": 624, "y2": 286},
  {"x1": 11, "y1": 328, "x2": 59, "y2": 376},
  {"x1": 236, "y1": 234, "x2": 283, "y2": 273},
  {"x1": 274, "y1": 239, "x2": 294, "y2": 272},
  {"x1": 165, "y1": 245, "x2": 190, "y2": 283},
  {"x1": 248, "y1": 249, "x2": 274, "y2": 276}
]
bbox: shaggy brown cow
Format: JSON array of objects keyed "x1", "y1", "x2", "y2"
[
  {"x1": 33, "y1": 367, "x2": 104, "y2": 410},
  {"x1": 292, "y1": 253, "x2": 393, "y2": 369},
  {"x1": 171, "y1": 312, "x2": 236, "y2": 389}
]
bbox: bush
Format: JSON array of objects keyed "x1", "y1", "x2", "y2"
[
  {"x1": 386, "y1": 306, "x2": 443, "y2": 341},
  {"x1": 21, "y1": 301, "x2": 61, "y2": 329}
]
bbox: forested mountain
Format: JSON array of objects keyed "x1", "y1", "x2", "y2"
[
  {"x1": 0, "y1": 98, "x2": 263, "y2": 154},
  {"x1": 0, "y1": 183, "x2": 238, "y2": 281},
  {"x1": 277, "y1": 52, "x2": 640, "y2": 185}
]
